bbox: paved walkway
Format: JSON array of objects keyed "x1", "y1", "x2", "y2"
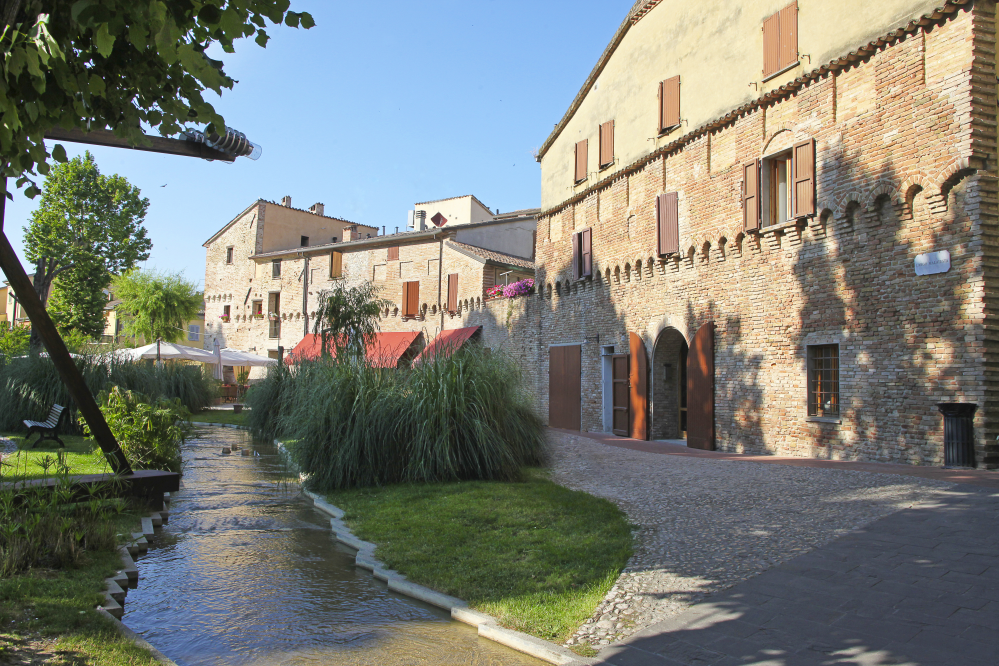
[{"x1": 595, "y1": 484, "x2": 999, "y2": 666}]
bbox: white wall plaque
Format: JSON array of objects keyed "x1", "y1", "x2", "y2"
[{"x1": 914, "y1": 250, "x2": 950, "y2": 276}]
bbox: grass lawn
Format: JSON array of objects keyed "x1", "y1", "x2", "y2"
[
  {"x1": 190, "y1": 410, "x2": 248, "y2": 427},
  {"x1": 0, "y1": 432, "x2": 112, "y2": 481},
  {"x1": 326, "y1": 469, "x2": 633, "y2": 651}
]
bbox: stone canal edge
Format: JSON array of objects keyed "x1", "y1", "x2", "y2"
[{"x1": 194, "y1": 421, "x2": 597, "y2": 665}]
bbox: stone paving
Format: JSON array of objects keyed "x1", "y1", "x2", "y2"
[
  {"x1": 596, "y1": 483, "x2": 999, "y2": 665},
  {"x1": 547, "y1": 432, "x2": 955, "y2": 651}
]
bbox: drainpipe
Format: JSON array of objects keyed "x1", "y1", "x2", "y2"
[
  {"x1": 301, "y1": 254, "x2": 310, "y2": 336},
  {"x1": 438, "y1": 232, "x2": 445, "y2": 332}
]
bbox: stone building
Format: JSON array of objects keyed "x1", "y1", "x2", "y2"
[
  {"x1": 203, "y1": 195, "x2": 538, "y2": 374},
  {"x1": 532, "y1": 0, "x2": 999, "y2": 467}
]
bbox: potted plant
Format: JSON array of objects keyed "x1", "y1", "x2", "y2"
[
  {"x1": 219, "y1": 314, "x2": 230, "y2": 323},
  {"x1": 252, "y1": 312, "x2": 264, "y2": 319},
  {"x1": 268, "y1": 311, "x2": 280, "y2": 321}
]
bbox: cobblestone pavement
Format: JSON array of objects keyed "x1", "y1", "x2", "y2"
[
  {"x1": 0, "y1": 437, "x2": 17, "y2": 455},
  {"x1": 547, "y1": 432, "x2": 954, "y2": 651}
]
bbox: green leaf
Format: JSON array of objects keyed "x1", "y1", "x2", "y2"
[
  {"x1": 197, "y1": 4, "x2": 222, "y2": 24},
  {"x1": 254, "y1": 28, "x2": 269, "y2": 47},
  {"x1": 94, "y1": 23, "x2": 115, "y2": 57},
  {"x1": 299, "y1": 12, "x2": 316, "y2": 29},
  {"x1": 51, "y1": 143, "x2": 67, "y2": 162}
]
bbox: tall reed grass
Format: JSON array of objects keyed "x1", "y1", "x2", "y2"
[
  {"x1": 246, "y1": 347, "x2": 547, "y2": 490},
  {"x1": 0, "y1": 354, "x2": 218, "y2": 432}
]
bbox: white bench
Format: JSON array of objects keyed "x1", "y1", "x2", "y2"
[{"x1": 24, "y1": 404, "x2": 66, "y2": 448}]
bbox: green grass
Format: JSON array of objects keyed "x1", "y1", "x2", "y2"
[
  {"x1": 326, "y1": 469, "x2": 633, "y2": 646},
  {"x1": 0, "y1": 433, "x2": 111, "y2": 480},
  {"x1": 190, "y1": 410, "x2": 248, "y2": 427},
  {"x1": 0, "y1": 525, "x2": 159, "y2": 664}
]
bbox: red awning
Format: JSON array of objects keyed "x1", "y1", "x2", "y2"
[
  {"x1": 413, "y1": 326, "x2": 482, "y2": 364},
  {"x1": 286, "y1": 331, "x2": 421, "y2": 368}
]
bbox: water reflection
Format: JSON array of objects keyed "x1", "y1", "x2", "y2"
[{"x1": 123, "y1": 427, "x2": 541, "y2": 666}]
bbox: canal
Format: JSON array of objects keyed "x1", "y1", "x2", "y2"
[{"x1": 122, "y1": 426, "x2": 541, "y2": 665}]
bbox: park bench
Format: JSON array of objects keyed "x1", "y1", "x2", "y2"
[{"x1": 23, "y1": 404, "x2": 67, "y2": 448}]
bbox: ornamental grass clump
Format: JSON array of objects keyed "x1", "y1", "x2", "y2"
[{"x1": 247, "y1": 346, "x2": 546, "y2": 490}]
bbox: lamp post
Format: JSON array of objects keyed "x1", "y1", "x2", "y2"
[{"x1": 0, "y1": 127, "x2": 260, "y2": 476}]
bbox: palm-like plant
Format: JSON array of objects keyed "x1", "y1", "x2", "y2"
[{"x1": 313, "y1": 281, "x2": 390, "y2": 359}]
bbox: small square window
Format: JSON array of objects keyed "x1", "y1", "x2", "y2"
[
  {"x1": 226, "y1": 247, "x2": 234, "y2": 264},
  {"x1": 301, "y1": 236, "x2": 309, "y2": 247},
  {"x1": 188, "y1": 324, "x2": 200, "y2": 341},
  {"x1": 808, "y1": 345, "x2": 839, "y2": 417}
]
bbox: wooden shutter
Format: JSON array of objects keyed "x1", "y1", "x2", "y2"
[
  {"x1": 447, "y1": 273, "x2": 458, "y2": 313},
  {"x1": 483, "y1": 266, "x2": 495, "y2": 291},
  {"x1": 629, "y1": 332, "x2": 648, "y2": 441},
  {"x1": 779, "y1": 2, "x2": 798, "y2": 71},
  {"x1": 763, "y1": 11, "x2": 780, "y2": 77},
  {"x1": 571, "y1": 231, "x2": 581, "y2": 281},
  {"x1": 387, "y1": 246, "x2": 399, "y2": 261},
  {"x1": 743, "y1": 160, "x2": 760, "y2": 231},
  {"x1": 660, "y1": 76, "x2": 680, "y2": 131},
  {"x1": 575, "y1": 139, "x2": 588, "y2": 182},
  {"x1": 657, "y1": 192, "x2": 679, "y2": 256},
  {"x1": 687, "y1": 322, "x2": 715, "y2": 451},
  {"x1": 792, "y1": 138, "x2": 815, "y2": 218},
  {"x1": 581, "y1": 228, "x2": 592, "y2": 277},
  {"x1": 599, "y1": 121, "x2": 614, "y2": 168},
  {"x1": 403, "y1": 281, "x2": 419, "y2": 317}
]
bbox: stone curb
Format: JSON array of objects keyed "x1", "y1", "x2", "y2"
[
  {"x1": 301, "y1": 490, "x2": 596, "y2": 665},
  {"x1": 96, "y1": 607, "x2": 179, "y2": 666}
]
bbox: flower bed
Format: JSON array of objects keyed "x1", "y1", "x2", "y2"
[{"x1": 486, "y1": 278, "x2": 534, "y2": 300}]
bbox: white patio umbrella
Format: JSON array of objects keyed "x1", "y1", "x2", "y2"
[
  {"x1": 218, "y1": 349, "x2": 277, "y2": 367},
  {"x1": 212, "y1": 338, "x2": 224, "y2": 380},
  {"x1": 127, "y1": 341, "x2": 217, "y2": 363}
]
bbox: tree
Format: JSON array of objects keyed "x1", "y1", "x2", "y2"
[
  {"x1": 47, "y1": 258, "x2": 109, "y2": 338},
  {"x1": 111, "y1": 269, "x2": 202, "y2": 344},
  {"x1": 0, "y1": 1, "x2": 314, "y2": 196},
  {"x1": 313, "y1": 281, "x2": 390, "y2": 358},
  {"x1": 23, "y1": 152, "x2": 150, "y2": 343}
]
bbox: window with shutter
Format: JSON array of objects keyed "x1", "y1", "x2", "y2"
[
  {"x1": 762, "y1": 2, "x2": 798, "y2": 79},
  {"x1": 387, "y1": 246, "x2": 399, "y2": 261},
  {"x1": 657, "y1": 192, "x2": 679, "y2": 256},
  {"x1": 483, "y1": 266, "x2": 495, "y2": 291},
  {"x1": 571, "y1": 231, "x2": 581, "y2": 281},
  {"x1": 574, "y1": 139, "x2": 588, "y2": 183},
  {"x1": 659, "y1": 76, "x2": 680, "y2": 133},
  {"x1": 791, "y1": 139, "x2": 815, "y2": 218},
  {"x1": 402, "y1": 281, "x2": 420, "y2": 318},
  {"x1": 330, "y1": 251, "x2": 343, "y2": 278},
  {"x1": 599, "y1": 121, "x2": 614, "y2": 169},
  {"x1": 743, "y1": 160, "x2": 760, "y2": 231},
  {"x1": 581, "y1": 228, "x2": 592, "y2": 278},
  {"x1": 447, "y1": 274, "x2": 458, "y2": 313}
]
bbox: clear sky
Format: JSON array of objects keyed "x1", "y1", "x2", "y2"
[{"x1": 5, "y1": 0, "x2": 633, "y2": 289}]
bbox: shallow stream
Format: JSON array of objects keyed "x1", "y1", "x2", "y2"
[{"x1": 122, "y1": 426, "x2": 540, "y2": 666}]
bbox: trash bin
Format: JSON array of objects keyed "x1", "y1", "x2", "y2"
[{"x1": 937, "y1": 403, "x2": 977, "y2": 468}]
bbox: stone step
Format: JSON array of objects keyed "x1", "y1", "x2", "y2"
[
  {"x1": 140, "y1": 517, "x2": 154, "y2": 537},
  {"x1": 150, "y1": 513, "x2": 163, "y2": 528},
  {"x1": 104, "y1": 578, "x2": 126, "y2": 604},
  {"x1": 99, "y1": 596, "x2": 123, "y2": 620},
  {"x1": 119, "y1": 547, "x2": 138, "y2": 586}
]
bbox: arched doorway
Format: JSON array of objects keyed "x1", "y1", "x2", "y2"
[{"x1": 651, "y1": 327, "x2": 688, "y2": 441}]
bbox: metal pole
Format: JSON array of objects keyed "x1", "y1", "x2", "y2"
[
  {"x1": 156, "y1": 337, "x2": 161, "y2": 367},
  {"x1": 0, "y1": 178, "x2": 131, "y2": 475}
]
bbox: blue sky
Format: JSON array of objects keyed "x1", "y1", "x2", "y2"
[{"x1": 6, "y1": 1, "x2": 633, "y2": 289}]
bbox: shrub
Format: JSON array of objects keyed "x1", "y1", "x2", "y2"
[
  {"x1": 83, "y1": 387, "x2": 190, "y2": 473},
  {"x1": 247, "y1": 346, "x2": 546, "y2": 490}
]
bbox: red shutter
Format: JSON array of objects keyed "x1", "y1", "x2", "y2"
[
  {"x1": 599, "y1": 121, "x2": 614, "y2": 168},
  {"x1": 581, "y1": 228, "x2": 592, "y2": 277},
  {"x1": 575, "y1": 139, "x2": 588, "y2": 182},
  {"x1": 447, "y1": 273, "x2": 458, "y2": 313},
  {"x1": 571, "y1": 231, "x2": 581, "y2": 280},
  {"x1": 629, "y1": 332, "x2": 648, "y2": 441},
  {"x1": 792, "y1": 138, "x2": 815, "y2": 218},
  {"x1": 657, "y1": 192, "x2": 679, "y2": 256},
  {"x1": 687, "y1": 322, "x2": 715, "y2": 451},
  {"x1": 779, "y1": 2, "x2": 798, "y2": 70},
  {"x1": 387, "y1": 246, "x2": 399, "y2": 261},
  {"x1": 403, "y1": 281, "x2": 420, "y2": 317},
  {"x1": 763, "y1": 11, "x2": 780, "y2": 77},
  {"x1": 743, "y1": 160, "x2": 760, "y2": 231},
  {"x1": 661, "y1": 76, "x2": 680, "y2": 130}
]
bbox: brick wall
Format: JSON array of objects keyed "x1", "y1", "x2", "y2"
[{"x1": 531, "y1": 5, "x2": 999, "y2": 467}]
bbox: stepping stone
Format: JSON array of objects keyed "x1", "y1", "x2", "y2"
[
  {"x1": 241, "y1": 448, "x2": 252, "y2": 456},
  {"x1": 140, "y1": 517, "x2": 155, "y2": 537},
  {"x1": 150, "y1": 513, "x2": 163, "y2": 528},
  {"x1": 119, "y1": 548, "x2": 138, "y2": 586},
  {"x1": 221, "y1": 447, "x2": 231, "y2": 455},
  {"x1": 104, "y1": 578, "x2": 126, "y2": 604},
  {"x1": 158, "y1": 510, "x2": 170, "y2": 524}
]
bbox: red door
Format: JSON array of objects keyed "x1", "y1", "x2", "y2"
[
  {"x1": 611, "y1": 354, "x2": 629, "y2": 436},
  {"x1": 629, "y1": 332, "x2": 649, "y2": 441},
  {"x1": 549, "y1": 345, "x2": 581, "y2": 430},
  {"x1": 687, "y1": 322, "x2": 715, "y2": 450}
]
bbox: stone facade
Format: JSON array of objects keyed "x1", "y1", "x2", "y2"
[{"x1": 530, "y1": 1, "x2": 999, "y2": 467}]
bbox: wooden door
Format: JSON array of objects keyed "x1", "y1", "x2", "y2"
[
  {"x1": 629, "y1": 332, "x2": 649, "y2": 440},
  {"x1": 687, "y1": 322, "x2": 715, "y2": 450},
  {"x1": 611, "y1": 354, "x2": 629, "y2": 436},
  {"x1": 549, "y1": 345, "x2": 581, "y2": 430}
]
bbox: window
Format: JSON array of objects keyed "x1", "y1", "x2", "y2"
[
  {"x1": 271, "y1": 259, "x2": 281, "y2": 278},
  {"x1": 268, "y1": 293, "x2": 280, "y2": 339},
  {"x1": 388, "y1": 246, "x2": 399, "y2": 261},
  {"x1": 656, "y1": 192, "x2": 679, "y2": 256},
  {"x1": 742, "y1": 139, "x2": 814, "y2": 231},
  {"x1": 808, "y1": 345, "x2": 839, "y2": 417},
  {"x1": 574, "y1": 139, "x2": 588, "y2": 183},
  {"x1": 599, "y1": 121, "x2": 614, "y2": 169},
  {"x1": 223, "y1": 304, "x2": 231, "y2": 319},
  {"x1": 252, "y1": 300, "x2": 263, "y2": 317},
  {"x1": 226, "y1": 247, "x2": 234, "y2": 264},
  {"x1": 762, "y1": 2, "x2": 798, "y2": 79},
  {"x1": 301, "y1": 236, "x2": 309, "y2": 247},
  {"x1": 402, "y1": 281, "x2": 420, "y2": 318},
  {"x1": 571, "y1": 228, "x2": 592, "y2": 280},
  {"x1": 658, "y1": 76, "x2": 680, "y2": 133},
  {"x1": 330, "y1": 251, "x2": 343, "y2": 278},
  {"x1": 188, "y1": 324, "x2": 200, "y2": 341},
  {"x1": 446, "y1": 274, "x2": 458, "y2": 313}
]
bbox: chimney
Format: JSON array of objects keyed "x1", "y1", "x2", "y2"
[
  {"x1": 281, "y1": 195, "x2": 292, "y2": 207},
  {"x1": 414, "y1": 210, "x2": 427, "y2": 231},
  {"x1": 309, "y1": 202, "x2": 324, "y2": 216}
]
